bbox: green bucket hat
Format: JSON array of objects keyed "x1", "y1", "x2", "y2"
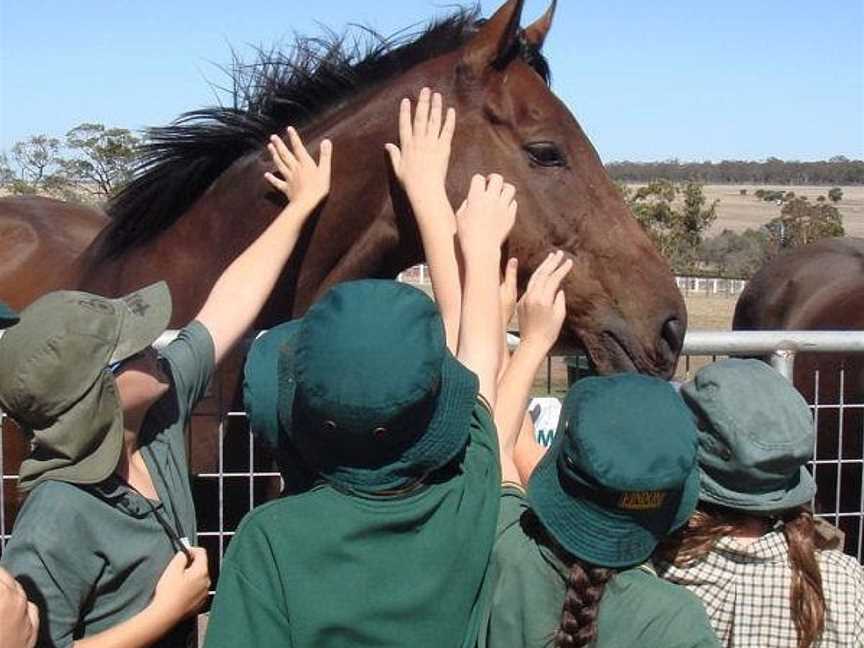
[
  {"x1": 0, "y1": 300, "x2": 18, "y2": 328},
  {"x1": 680, "y1": 359, "x2": 817, "y2": 514},
  {"x1": 244, "y1": 279, "x2": 479, "y2": 493},
  {"x1": 243, "y1": 322, "x2": 316, "y2": 495},
  {"x1": 528, "y1": 374, "x2": 700, "y2": 569},
  {"x1": 0, "y1": 283, "x2": 172, "y2": 491}
]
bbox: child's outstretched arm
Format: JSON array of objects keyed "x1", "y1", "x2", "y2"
[
  {"x1": 196, "y1": 128, "x2": 332, "y2": 365},
  {"x1": 386, "y1": 88, "x2": 461, "y2": 352},
  {"x1": 455, "y1": 174, "x2": 517, "y2": 408},
  {"x1": 496, "y1": 251, "x2": 572, "y2": 484}
]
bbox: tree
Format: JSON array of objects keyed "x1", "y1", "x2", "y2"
[
  {"x1": 62, "y1": 123, "x2": 141, "y2": 199},
  {"x1": 627, "y1": 180, "x2": 718, "y2": 272},
  {"x1": 828, "y1": 187, "x2": 843, "y2": 203},
  {"x1": 700, "y1": 228, "x2": 771, "y2": 277},
  {"x1": 0, "y1": 135, "x2": 73, "y2": 198},
  {"x1": 767, "y1": 197, "x2": 844, "y2": 249}
]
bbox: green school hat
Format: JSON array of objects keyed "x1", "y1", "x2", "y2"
[
  {"x1": 528, "y1": 374, "x2": 700, "y2": 569},
  {"x1": 244, "y1": 279, "x2": 478, "y2": 493},
  {"x1": 0, "y1": 283, "x2": 172, "y2": 490},
  {"x1": 680, "y1": 359, "x2": 817, "y2": 514},
  {"x1": 0, "y1": 301, "x2": 18, "y2": 328},
  {"x1": 243, "y1": 322, "x2": 316, "y2": 495}
]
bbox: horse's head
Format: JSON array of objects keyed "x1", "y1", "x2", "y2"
[{"x1": 416, "y1": 0, "x2": 686, "y2": 377}]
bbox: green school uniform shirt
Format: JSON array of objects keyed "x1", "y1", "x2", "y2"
[
  {"x1": 1, "y1": 322, "x2": 214, "y2": 648},
  {"x1": 203, "y1": 401, "x2": 500, "y2": 648},
  {"x1": 477, "y1": 486, "x2": 722, "y2": 648}
]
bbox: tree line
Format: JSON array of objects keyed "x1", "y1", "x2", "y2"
[{"x1": 607, "y1": 157, "x2": 864, "y2": 185}]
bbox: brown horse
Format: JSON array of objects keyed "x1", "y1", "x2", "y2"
[
  {"x1": 733, "y1": 237, "x2": 864, "y2": 559},
  {"x1": 1, "y1": 0, "x2": 686, "y2": 555}
]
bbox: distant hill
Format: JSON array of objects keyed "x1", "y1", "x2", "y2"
[{"x1": 606, "y1": 157, "x2": 864, "y2": 185}]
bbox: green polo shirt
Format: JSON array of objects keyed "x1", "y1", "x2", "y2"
[
  {"x1": 1, "y1": 321, "x2": 214, "y2": 648},
  {"x1": 204, "y1": 401, "x2": 500, "y2": 648},
  {"x1": 477, "y1": 487, "x2": 721, "y2": 648}
]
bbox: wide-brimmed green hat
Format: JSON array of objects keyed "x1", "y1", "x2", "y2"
[
  {"x1": 0, "y1": 300, "x2": 18, "y2": 328},
  {"x1": 244, "y1": 279, "x2": 478, "y2": 493},
  {"x1": 243, "y1": 322, "x2": 316, "y2": 495},
  {"x1": 0, "y1": 283, "x2": 172, "y2": 490},
  {"x1": 528, "y1": 374, "x2": 700, "y2": 569},
  {"x1": 681, "y1": 359, "x2": 817, "y2": 514}
]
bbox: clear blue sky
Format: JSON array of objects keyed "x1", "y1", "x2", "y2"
[{"x1": 1, "y1": 0, "x2": 862, "y2": 161}]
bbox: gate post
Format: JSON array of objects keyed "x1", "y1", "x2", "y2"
[{"x1": 770, "y1": 349, "x2": 796, "y2": 381}]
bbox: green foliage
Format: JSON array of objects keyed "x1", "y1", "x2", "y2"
[
  {"x1": 62, "y1": 123, "x2": 140, "y2": 198},
  {"x1": 828, "y1": 187, "x2": 843, "y2": 202},
  {"x1": 627, "y1": 180, "x2": 718, "y2": 273},
  {"x1": 766, "y1": 197, "x2": 844, "y2": 249},
  {"x1": 700, "y1": 228, "x2": 771, "y2": 278},
  {"x1": 0, "y1": 123, "x2": 142, "y2": 204},
  {"x1": 0, "y1": 136, "x2": 74, "y2": 199}
]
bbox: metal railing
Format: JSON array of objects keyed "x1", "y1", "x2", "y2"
[{"x1": 2, "y1": 330, "x2": 863, "y2": 567}]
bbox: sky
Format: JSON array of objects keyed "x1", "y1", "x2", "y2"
[{"x1": 1, "y1": 0, "x2": 862, "y2": 162}]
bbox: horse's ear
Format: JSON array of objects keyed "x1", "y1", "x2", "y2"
[
  {"x1": 460, "y1": 0, "x2": 525, "y2": 77},
  {"x1": 524, "y1": 0, "x2": 557, "y2": 50}
]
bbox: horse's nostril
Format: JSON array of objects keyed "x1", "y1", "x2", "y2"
[{"x1": 661, "y1": 317, "x2": 685, "y2": 356}]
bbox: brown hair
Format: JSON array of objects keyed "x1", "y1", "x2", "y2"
[
  {"x1": 521, "y1": 510, "x2": 616, "y2": 647},
  {"x1": 659, "y1": 504, "x2": 827, "y2": 648}
]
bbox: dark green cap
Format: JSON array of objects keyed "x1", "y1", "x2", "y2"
[
  {"x1": 528, "y1": 374, "x2": 700, "y2": 568},
  {"x1": 0, "y1": 283, "x2": 172, "y2": 490},
  {"x1": 0, "y1": 300, "x2": 18, "y2": 328},
  {"x1": 244, "y1": 279, "x2": 478, "y2": 493},
  {"x1": 681, "y1": 359, "x2": 817, "y2": 514}
]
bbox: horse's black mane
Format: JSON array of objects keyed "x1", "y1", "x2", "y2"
[{"x1": 103, "y1": 6, "x2": 551, "y2": 257}]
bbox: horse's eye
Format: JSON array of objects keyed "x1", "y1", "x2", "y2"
[{"x1": 524, "y1": 141, "x2": 567, "y2": 167}]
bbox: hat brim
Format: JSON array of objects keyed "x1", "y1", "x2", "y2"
[
  {"x1": 109, "y1": 282, "x2": 172, "y2": 364},
  {"x1": 244, "y1": 322, "x2": 302, "y2": 450},
  {"x1": 0, "y1": 301, "x2": 19, "y2": 329},
  {"x1": 18, "y1": 371, "x2": 124, "y2": 491},
  {"x1": 527, "y1": 432, "x2": 701, "y2": 569},
  {"x1": 699, "y1": 464, "x2": 817, "y2": 514},
  {"x1": 279, "y1": 336, "x2": 479, "y2": 492}
]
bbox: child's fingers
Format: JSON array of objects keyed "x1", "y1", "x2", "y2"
[
  {"x1": 526, "y1": 252, "x2": 554, "y2": 293},
  {"x1": 398, "y1": 98, "x2": 412, "y2": 144},
  {"x1": 468, "y1": 173, "x2": 487, "y2": 200},
  {"x1": 318, "y1": 139, "x2": 333, "y2": 175},
  {"x1": 269, "y1": 138, "x2": 296, "y2": 177},
  {"x1": 287, "y1": 127, "x2": 313, "y2": 165},
  {"x1": 413, "y1": 87, "x2": 431, "y2": 137},
  {"x1": 487, "y1": 173, "x2": 504, "y2": 196},
  {"x1": 264, "y1": 172, "x2": 288, "y2": 194},
  {"x1": 441, "y1": 107, "x2": 456, "y2": 146},
  {"x1": 501, "y1": 182, "x2": 516, "y2": 206},
  {"x1": 528, "y1": 251, "x2": 562, "y2": 294},
  {"x1": 553, "y1": 290, "x2": 567, "y2": 320},
  {"x1": 501, "y1": 200, "x2": 517, "y2": 240},
  {"x1": 428, "y1": 92, "x2": 443, "y2": 138},
  {"x1": 384, "y1": 143, "x2": 401, "y2": 173},
  {"x1": 455, "y1": 199, "x2": 468, "y2": 218},
  {"x1": 543, "y1": 257, "x2": 573, "y2": 303}
]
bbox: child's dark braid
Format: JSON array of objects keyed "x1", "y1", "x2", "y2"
[{"x1": 553, "y1": 559, "x2": 613, "y2": 647}]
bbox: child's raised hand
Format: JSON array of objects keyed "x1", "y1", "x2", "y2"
[
  {"x1": 265, "y1": 127, "x2": 332, "y2": 212},
  {"x1": 385, "y1": 87, "x2": 456, "y2": 203},
  {"x1": 500, "y1": 257, "x2": 519, "y2": 329},
  {"x1": 517, "y1": 251, "x2": 572, "y2": 354},
  {"x1": 456, "y1": 173, "x2": 517, "y2": 257}
]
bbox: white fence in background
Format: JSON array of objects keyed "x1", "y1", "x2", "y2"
[
  {"x1": 2, "y1": 330, "x2": 862, "y2": 574},
  {"x1": 397, "y1": 264, "x2": 748, "y2": 297}
]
